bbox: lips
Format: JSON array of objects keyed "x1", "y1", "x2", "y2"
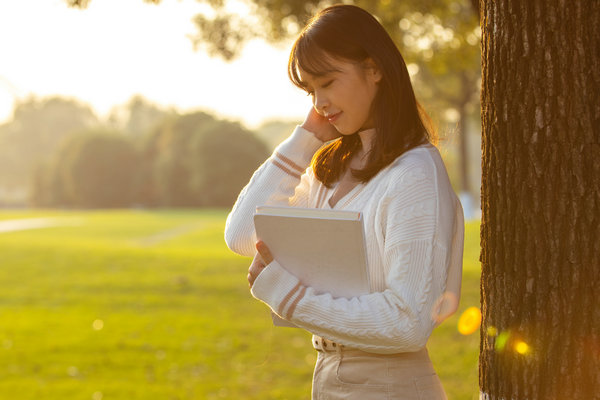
[{"x1": 326, "y1": 111, "x2": 342, "y2": 123}]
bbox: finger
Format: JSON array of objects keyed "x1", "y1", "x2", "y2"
[
  {"x1": 248, "y1": 256, "x2": 266, "y2": 287},
  {"x1": 256, "y1": 241, "x2": 274, "y2": 264},
  {"x1": 248, "y1": 265, "x2": 259, "y2": 287}
]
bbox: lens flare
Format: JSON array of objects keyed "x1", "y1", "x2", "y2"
[
  {"x1": 495, "y1": 330, "x2": 510, "y2": 352},
  {"x1": 457, "y1": 306, "x2": 481, "y2": 335},
  {"x1": 514, "y1": 340, "x2": 531, "y2": 355}
]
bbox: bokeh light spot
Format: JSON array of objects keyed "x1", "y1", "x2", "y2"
[
  {"x1": 457, "y1": 306, "x2": 481, "y2": 335},
  {"x1": 515, "y1": 340, "x2": 531, "y2": 355},
  {"x1": 92, "y1": 391, "x2": 103, "y2": 400},
  {"x1": 67, "y1": 366, "x2": 79, "y2": 377},
  {"x1": 92, "y1": 319, "x2": 104, "y2": 331},
  {"x1": 495, "y1": 330, "x2": 510, "y2": 352},
  {"x1": 487, "y1": 326, "x2": 498, "y2": 337}
]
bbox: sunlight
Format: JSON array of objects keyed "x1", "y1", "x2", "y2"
[{"x1": 0, "y1": 0, "x2": 306, "y2": 127}]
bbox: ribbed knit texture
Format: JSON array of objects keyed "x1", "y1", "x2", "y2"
[{"x1": 225, "y1": 126, "x2": 464, "y2": 354}]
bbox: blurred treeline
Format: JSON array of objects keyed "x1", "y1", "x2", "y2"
[
  {"x1": 0, "y1": 95, "x2": 478, "y2": 210},
  {"x1": 0, "y1": 96, "x2": 278, "y2": 208}
]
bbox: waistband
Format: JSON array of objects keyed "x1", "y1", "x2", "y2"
[
  {"x1": 312, "y1": 335, "x2": 431, "y2": 360},
  {"x1": 313, "y1": 336, "x2": 341, "y2": 352}
]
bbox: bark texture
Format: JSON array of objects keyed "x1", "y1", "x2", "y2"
[{"x1": 479, "y1": 1, "x2": 599, "y2": 399}]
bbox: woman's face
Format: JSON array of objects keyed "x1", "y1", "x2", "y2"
[{"x1": 298, "y1": 56, "x2": 381, "y2": 135}]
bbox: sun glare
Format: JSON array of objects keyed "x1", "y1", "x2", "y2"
[{"x1": 0, "y1": 0, "x2": 306, "y2": 128}]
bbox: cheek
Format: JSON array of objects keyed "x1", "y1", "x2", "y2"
[{"x1": 356, "y1": 91, "x2": 376, "y2": 116}]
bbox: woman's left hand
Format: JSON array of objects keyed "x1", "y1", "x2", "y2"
[{"x1": 248, "y1": 241, "x2": 274, "y2": 288}]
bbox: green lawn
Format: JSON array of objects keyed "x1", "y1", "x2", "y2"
[{"x1": 0, "y1": 209, "x2": 480, "y2": 399}]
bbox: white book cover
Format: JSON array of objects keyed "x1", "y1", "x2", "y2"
[{"x1": 254, "y1": 206, "x2": 370, "y2": 327}]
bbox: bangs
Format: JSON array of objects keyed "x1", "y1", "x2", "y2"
[{"x1": 288, "y1": 35, "x2": 342, "y2": 90}]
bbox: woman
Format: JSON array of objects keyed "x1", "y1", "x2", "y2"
[{"x1": 225, "y1": 4, "x2": 464, "y2": 399}]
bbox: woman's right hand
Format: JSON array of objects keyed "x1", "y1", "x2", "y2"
[{"x1": 301, "y1": 107, "x2": 341, "y2": 142}]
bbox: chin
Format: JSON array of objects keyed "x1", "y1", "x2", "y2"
[{"x1": 334, "y1": 125, "x2": 357, "y2": 136}]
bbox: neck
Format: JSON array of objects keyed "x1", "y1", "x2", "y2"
[{"x1": 357, "y1": 128, "x2": 376, "y2": 154}]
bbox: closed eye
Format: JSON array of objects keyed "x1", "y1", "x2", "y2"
[{"x1": 305, "y1": 80, "x2": 333, "y2": 96}]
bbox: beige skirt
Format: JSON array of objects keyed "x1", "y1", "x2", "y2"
[{"x1": 311, "y1": 337, "x2": 447, "y2": 400}]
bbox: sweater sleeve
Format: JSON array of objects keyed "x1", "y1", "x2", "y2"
[
  {"x1": 250, "y1": 159, "x2": 453, "y2": 354},
  {"x1": 224, "y1": 126, "x2": 324, "y2": 257}
]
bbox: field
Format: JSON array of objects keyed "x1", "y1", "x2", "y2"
[{"x1": 0, "y1": 209, "x2": 480, "y2": 399}]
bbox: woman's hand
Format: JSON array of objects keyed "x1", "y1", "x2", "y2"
[
  {"x1": 301, "y1": 107, "x2": 341, "y2": 142},
  {"x1": 248, "y1": 241, "x2": 274, "y2": 288}
]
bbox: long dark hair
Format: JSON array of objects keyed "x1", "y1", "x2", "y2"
[{"x1": 288, "y1": 4, "x2": 436, "y2": 186}]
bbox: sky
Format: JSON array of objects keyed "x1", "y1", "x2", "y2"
[{"x1": 0, "y1": 0, "x2": 309, "y2": 128}]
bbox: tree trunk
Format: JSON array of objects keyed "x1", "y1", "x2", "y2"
[{"x1": 479, "y1": 1, "x2": 599, "y2": 399}]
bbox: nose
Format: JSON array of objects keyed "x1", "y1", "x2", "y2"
[{"x1": 312, "y1": 91, "x2": 329, "y2": 115}]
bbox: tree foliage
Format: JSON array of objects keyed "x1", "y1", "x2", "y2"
[
  {"x1": 107, "y1": 95, "x2": 175, "y2": 140},
  {"x1": 188, "y1": 119, "x2": 270, "y2": 207},
  {"x1": 34, "y1": 131, "x2": 139, "y2": 208},
  {"x1": 5, "y1": 93, "x2": 269, "y2": 208},
  {"x1": 146, "y1": 111, "x2": 269, "y2": 207},
  {"x1": 151, "y1": 112, "x2": 217, "y2": 207},
  {"x1": 0, "y1": 96, "x2": 98, "y2": 192}
]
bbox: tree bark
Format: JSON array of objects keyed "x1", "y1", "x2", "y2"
[{"x1": 479, "y1": 1, "x2": 599, "y2": 399}]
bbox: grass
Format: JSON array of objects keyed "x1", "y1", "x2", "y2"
[{"x1": 0, "y1": 209, "x2": 481, "y2": 399}]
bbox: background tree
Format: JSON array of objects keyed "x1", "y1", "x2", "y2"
[
  {"x1": 147, "y1": 111, "x2": 269, "y2": 207},
  {"x1": 54, "y1": 131, "x2": 139, "y2": 208},
  {"x1": 0, "y1": 96, "x2": 98, "y2": 203},
  {"x1": 151, "y1": 112, "x2": 217, "y2": 207},
  {"x1": 188, "y1": 120, "x2": 270, "y2": 207},
  {"x1": 107, "y1": 95, "x2": 174, "y2": 140},
  {"x1": 479, "y1": 1, "x2": 599, "y2": 398}
]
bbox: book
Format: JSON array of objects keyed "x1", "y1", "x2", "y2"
[{"x1": 253, "y1": 205, "x2": 370, "y2": 327}]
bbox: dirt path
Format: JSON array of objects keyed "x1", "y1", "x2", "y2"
[{"x1": 0, "y1": 217, "x2": 82, "y2": 233}]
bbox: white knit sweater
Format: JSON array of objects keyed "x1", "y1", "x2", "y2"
[{"x1": 224, "y1": 126, "x2": 464, "y2": 354}]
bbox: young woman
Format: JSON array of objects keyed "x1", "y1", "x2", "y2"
[{"x1": 225, "y1": 4, "x2": 464, "y2": 399}]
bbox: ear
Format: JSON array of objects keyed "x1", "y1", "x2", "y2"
[{"x1": 364, "y1": 57, "x2": 382, "y2": 83}]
